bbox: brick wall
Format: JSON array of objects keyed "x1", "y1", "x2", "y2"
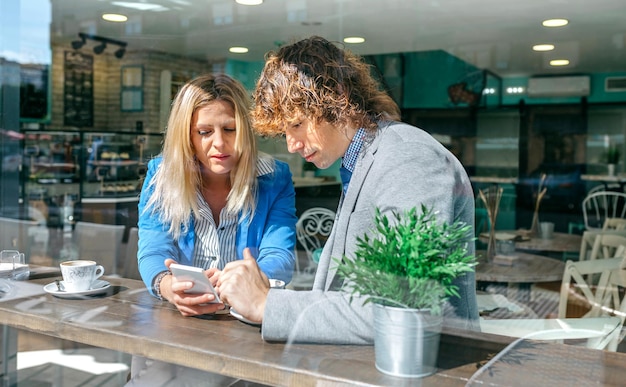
[{"x1": 50, "y1": 45, "x2": 218, "y2": 133}]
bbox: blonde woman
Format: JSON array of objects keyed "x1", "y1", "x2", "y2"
[{"x1": 137, "y1": 73, "x2": 296, "y2": 317}]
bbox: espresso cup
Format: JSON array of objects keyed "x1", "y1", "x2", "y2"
[{"x1": 60, "y1": 260, "x2": 105, "y2": 292}]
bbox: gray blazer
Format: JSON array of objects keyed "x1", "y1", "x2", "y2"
[{"x1": 262, "y1": 121, "x2": 479, "y2": 344}]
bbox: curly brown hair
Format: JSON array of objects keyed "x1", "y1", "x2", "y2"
[{"x1": 252, "y1": 36, "x2": 400, "y2": 137}]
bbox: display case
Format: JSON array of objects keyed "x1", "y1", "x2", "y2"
[
  {"x1": 80, "y1": 131, "x2": 160, "y2": 227},
  {"x1": 21, "y1": 130, "x2": 162, "y2": 227},
  {"x1": 82, "y1": 132, "x2": 160, "y2": 198},
  {"x1": 21, "y1": 131, "x2": 82, "y2": 227}
]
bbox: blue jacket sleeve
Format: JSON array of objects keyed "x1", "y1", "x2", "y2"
[
  {"x1": 137, "y1": 157, "x2": 191, "y2": 295},
  {"x1": 241, "y1": 160, "x2": 297, "y2": 283}
]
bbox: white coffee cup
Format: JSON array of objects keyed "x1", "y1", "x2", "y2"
[
  {"x1": 539, "y1": 221, "x2": 555, "y2": 239},
  {"x1": 60, "y1": 260, "x2": 105, "y2": 292}
]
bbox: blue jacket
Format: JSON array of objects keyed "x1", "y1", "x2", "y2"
[{"x1": 137, "y1": 156, "x2": 297, "y2": 296}]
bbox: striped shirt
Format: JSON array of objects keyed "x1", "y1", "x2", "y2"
[{"x1": 192, "y1": 157, "x2": 274, "y2": 270}]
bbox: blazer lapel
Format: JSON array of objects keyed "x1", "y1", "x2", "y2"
[{"x1": 323, "y1": 132, "x2": 381, "y2": 290}]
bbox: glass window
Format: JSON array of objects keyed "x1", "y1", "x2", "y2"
[{"x1": 2, "y1": 1, "x2": 626, "y2": 384}]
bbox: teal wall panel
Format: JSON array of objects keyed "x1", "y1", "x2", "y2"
[
  {"x1": 402, "y1": 50, "x2": 482, "y2": 109},
  {"x1": 225, "y1": 59, "x2": 265, "y2": 92}
]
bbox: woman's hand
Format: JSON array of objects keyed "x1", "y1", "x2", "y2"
[
  {"x1": 161, "y1": 258, "x2": 225, "y2": 317},
  {"x1": 217, "y1": 248, "x2": 270, "y2": 323}
]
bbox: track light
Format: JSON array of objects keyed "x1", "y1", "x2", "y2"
[
  {"x1": 114, "y1": 47, "x2": 126, "y2": 59},
  {"x1": 93, "y1": 42, "x2": 107, "y2": 54},
  {"x1": 71, "y1": 35, "x2": 86, "y2": 50},
  {"x1": 71, "y1": 33, "x2": 127, "y2": 59}
]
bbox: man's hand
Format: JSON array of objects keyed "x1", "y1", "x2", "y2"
[{"x1": 217, "y1": 248, "x2": 270, "y2": 323}]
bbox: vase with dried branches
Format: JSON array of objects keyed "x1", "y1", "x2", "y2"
[
  {"x1": 479, "y1": 185, "x2": 503, "y2": 261},
  {"x1": 529, "y1": 173, "x2": 548, "y2": 236}
]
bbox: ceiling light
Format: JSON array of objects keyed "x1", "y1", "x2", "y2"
[
  {"x1": 533, "y1": 44, "x2": 555, "y2": 52},
  {"x1": 71, "y1": 36, "x2": 86, "y2": 50},
  {"x1": 93, "y1": 42, "x2": 107, "y2": 55},
  {"x1": 343, "y1": 37, "x2": 365, "y2": 44},
  {"x1": 114, "y1": 47, "x2": 126, "y2": 59},
  {"x1": 550, "y1": 59, "x2": 570, "y2": 66},
  {"x1": 71, "y1": 33, "x2": 128, "y2": 58},
  {"x1": 542, "y1": 18, "x2": 569, "y2": 27},
  {"x1": 102, "y1": 13, "x2": 128, "y2": 22},
  {"x1": 235, "y1": 0, "x2": 263, "y2": 4},
  {"x1": 229, "y1": 46, "x2": 249, "y2": 53},
  {"x1": 112, "y1": 2, "x2": 168, "y2": 12}
]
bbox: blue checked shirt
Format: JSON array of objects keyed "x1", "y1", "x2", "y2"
[{"x1": 340, "y1": 128, "x2": 366, "y2": 194}]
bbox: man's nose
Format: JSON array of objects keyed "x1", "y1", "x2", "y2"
[{"x1": 286, "y1": 134, "x2": 303, "y2": 154}]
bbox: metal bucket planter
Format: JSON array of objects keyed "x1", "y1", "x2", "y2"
[{"x1": 373, "y1": 303, "x2": 443, "y2": 377}]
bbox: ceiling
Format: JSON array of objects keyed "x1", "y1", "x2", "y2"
[{"x1": 49, "y1": 0, "x2": 626, "y2": 78}]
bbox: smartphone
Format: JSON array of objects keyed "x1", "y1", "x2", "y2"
[{"x1": 169, "y1": 263, "x2": 221, "y2": 303}]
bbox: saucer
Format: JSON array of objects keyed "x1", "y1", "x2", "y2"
[
  {"x1": 44, "y1": 280, "x2": 111, "y2": 299},
  {"x1": 230, "y1": 308, "x2": 261, "y2": 326}
]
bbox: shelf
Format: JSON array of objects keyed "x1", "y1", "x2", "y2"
[{"x1": 88, "y1": 160, "x2": 139, "y2": 166}]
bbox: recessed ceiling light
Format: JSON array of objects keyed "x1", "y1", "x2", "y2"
[
  {"x1": 102, "y1": 13, "x2": 128, "y2": 22},
  {"x1": 235, "y1": 0, "x2": 263, "y2": 5},
  {"x1": 112, "y1": 2, "x2": 168, "y2": 11},
  {"x1": 533, "y1": 44, "x2": 555, "y2": 52},
  {"x1": 229, "y1": 46, "x2": 249, "y2": 54},
  {"x1": 550, "y1": 59, "x2": 570, "y2": 66},
  {"x1": 343, "y1": 37, "x2": 365, "y2": 44},
  {"x1": 542, "y1": 18, "x2": 569, "y2": 27}
]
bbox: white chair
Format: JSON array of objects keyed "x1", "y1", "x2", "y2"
[
  {"x1": 289, "y1": 208, "x2": 335, "y2": 290},
  {"x1": 557, "y1": 257, "x2": 626, "y2": 350},
  {"x1": 74, "y1": 221, "x2": 125, "y2": 276},
  {"x1": 481, "y1": 257, "x2": 626, "y2": 351},
  {"x1": 123, "y1": 227, "x2": 141, "y2": 280},
  {"x1": 582, "y1": 191, "x2": 626, "y2": 231},
  {"x1": 603, "y1": 217, "x2": 626, "y2": 230},
  {"x1": 587, "y1": 233, "x2": 626, "y2": 262},
  {"x1": 0, "y1": 217, "x2": 48, "y2": 260},
  {"x1": 587, "y1": 183, "x2": 622, "y2": 196}
]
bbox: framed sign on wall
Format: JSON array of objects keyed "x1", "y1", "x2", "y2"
[{"x1": 121, "y1": 65, "x2": 143, "y2": 112}]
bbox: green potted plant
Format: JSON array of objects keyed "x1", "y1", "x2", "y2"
[
  {"x1": 606, "y1": 146, "x2": 620, "y2": 176},
  {"x1": 335, "y1": 204, "x2": 476, "y2": 377}
]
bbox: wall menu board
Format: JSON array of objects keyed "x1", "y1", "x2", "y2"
[{"x1": 64, "y1": 51, "x2": 93, "y2": 127}]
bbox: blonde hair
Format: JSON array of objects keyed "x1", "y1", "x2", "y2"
[
  {"x1": 146, "y1": 73, "x2": 261, "y2": 239},
  {"x1": 252, "y1": 35, "x2": 400, "y2": 137}
]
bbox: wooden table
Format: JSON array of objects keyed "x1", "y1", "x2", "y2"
[
  {"x1": 475, "y1": 250, "x2": 565, "y2": 284},
  {"x1": 2, "y1": 271, "x2": 626, "y2": 386},
  {"x1": 482, "y1": 230, "x2": 582, "y2": 254},
  {"x1": 514, "y1": 231, "x2": 582, "y2": 254},
  {"x1": 475, "y1": 250, "x2": 565, "y2": 302},
  {"x1": 581, "y1": 174, "x2": 626, "y2": 191}
]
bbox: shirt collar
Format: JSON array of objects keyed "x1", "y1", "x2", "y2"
[
  {"x1": 341, "y1": 128, "x2": 366, "y2": 173},
  {"x1": 256, "y1": 156, "x2": 275, "y2": 177}
]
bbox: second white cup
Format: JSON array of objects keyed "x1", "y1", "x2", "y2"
[
  {"x1": 539, "y1": 221, "x2": 555, "y2": 239},
  {"x1": 60, "y1": 260, "x2": 105, "y2": 292}
]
